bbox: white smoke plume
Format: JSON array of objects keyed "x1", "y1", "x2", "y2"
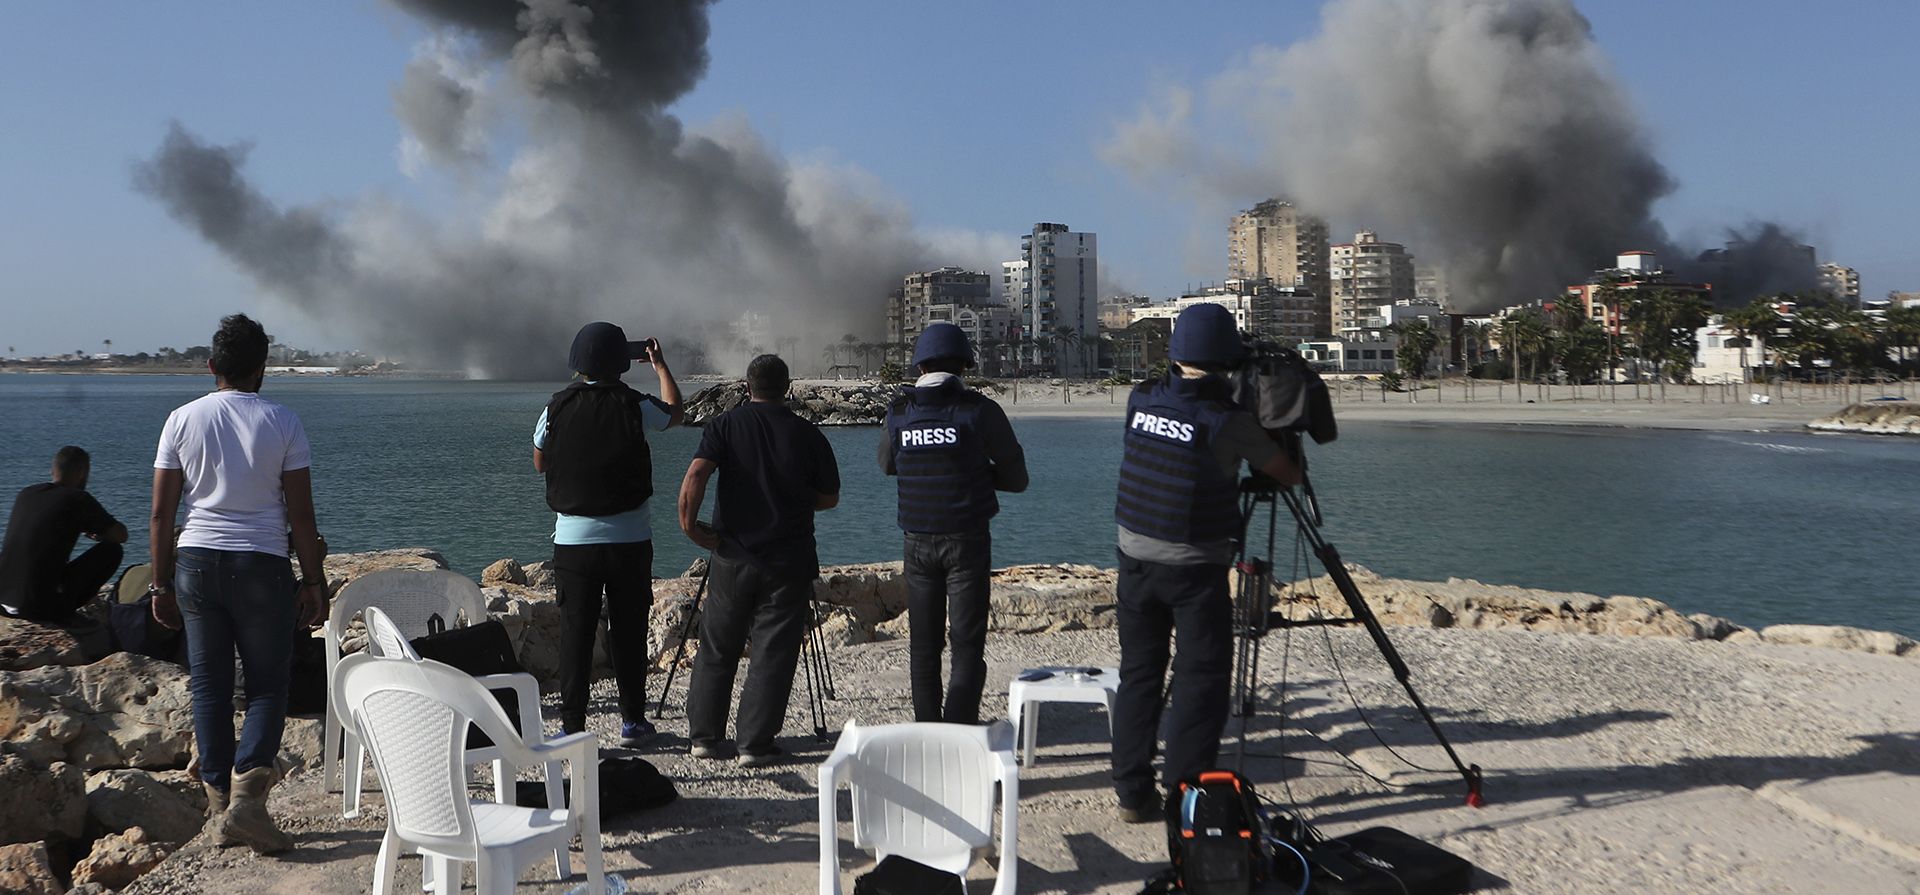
[
  {"x1": 1104, "y1": 0, "x2": 1815, "y2": 310},
  {"x1": 133, "y1": 0, "x2": 985, "y2": 377}
]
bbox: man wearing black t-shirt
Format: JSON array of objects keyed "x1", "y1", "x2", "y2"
[
  {"x1": 677, "y1": 354, "x2": 840, "y2": 767},
  {"x1": 0, "y1": 446, "x2": 129, "y2": 621}
]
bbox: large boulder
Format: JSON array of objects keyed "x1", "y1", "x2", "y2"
[
  {"x1": 1757, "y1": 624, "x2": 1916, "y2": 656},
  {"x1": 0, "y1": 841, "x2": 61, "y2": 895},
  {"x1": 0, "y1": 653, "x2": 193, "y2": 771},
  {"x1": 522, "y1": 560, "x2": 556, "y2": 588},
  {"x1": 0, "y1": 754, "x2": 87, "y2": 844},
  {"x1": 988, "y1": 565, "x2": 1119, "y2": 633},
  {"x1": 0, "y1": 615, "x2": 113, "y2": 672},
  {"x1": 70, "y1": 827, "x2": 169, "y2": 890},
  {"x1": 481, "y1": 558, "x2": 528, "y2": 586},
  {"x1": 85, "y1": 769, "x2": 206, "y2": 845},
  {"x1": 320, "y1": 548, "x2": 449, "y2": 596},
  {"x1": 814, "y1": 563, "x2": 907, "y2": 626}
]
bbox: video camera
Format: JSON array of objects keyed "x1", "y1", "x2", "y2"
[{"x1": 1228, "y1": 337, "x2": 1337, "y2": 450}]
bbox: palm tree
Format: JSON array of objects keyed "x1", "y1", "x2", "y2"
[
  {"x1": 1722, "y1": 297, "x2": 1781, "y2": 384},
  {"x1": 1499, "y1": 309, "x2": 1547, "y2": 385},
  {"x1": 1883, "y1": 305, "x2": 1920, "y2": 373},
  {"x1": 978, "y1": 337, "x2": 1003, "y2": 377},
  {"x1": 1051, "y1": 325, "x2": 1081, "y2": 376},
  {"x1": 1391, "y1": 319, "x2": 1440, "y2": 379},
  {"x1": 839, "y1": 333, "x2": 859, "y2": 368},
  {"x1": 1593, "y1": 284, "x2": 1624, "y2": 382},
  {"x1": 1622, "y1": 288, "x2": 1709, "y2": 393}
]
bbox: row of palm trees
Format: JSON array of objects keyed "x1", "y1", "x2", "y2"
[
  {"x1": 1451, "y1": 289, "x2": 1920, "y2": 387},
  {"x1": 821, "y1": 325, "x2": 1104, "y2": 378}
]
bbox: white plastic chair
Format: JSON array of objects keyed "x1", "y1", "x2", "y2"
[
  {"x1": 359, "y1": 608, "x2": 563, "y2": 863},
  {"x1": 326, "y1": 570, "x2": 529, "y2": 816},
  {"x1": 817, "y1": 720, "x2": 1019, "y2": 895},
  {"x1": 334, "y1": 653, "x2": 604, "y2": 895}
]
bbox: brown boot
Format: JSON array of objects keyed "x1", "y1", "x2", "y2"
[
  {"x1": 213, "y1": 767, "x2": 293, "y2": 854},
  {"x1": 203, "y1": 783, "x2": 234, "y2": 845}
]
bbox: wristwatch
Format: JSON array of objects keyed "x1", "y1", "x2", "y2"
[{"x1": 146, "y1": 582, "x2": 173, "y2": 598}]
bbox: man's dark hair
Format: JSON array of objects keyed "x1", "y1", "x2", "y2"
[
  {"x1": 52, "y1": 446, "x2": 89, "y2": 480},
  {"x1": 917, "y1": 357, "x2": 967, "y2": 376},
  {"x1": 746, "y1": 354, "x2": 790, "y2": 400},
  {"x1": 210, "y1": 314, "x2": 270, "y2": 382}
]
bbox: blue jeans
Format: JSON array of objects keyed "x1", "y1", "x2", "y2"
[{"x1": 176, "y1": 547, "x2": 297, "y2": 791}]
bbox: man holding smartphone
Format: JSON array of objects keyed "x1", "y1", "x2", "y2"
[{"x1": 534, "y1": 322, "x2": 683, "y2": 744}]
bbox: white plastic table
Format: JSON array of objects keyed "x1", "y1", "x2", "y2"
[{"x1": 1006, "y1": 666, "x2": 1120, "y2": 766}]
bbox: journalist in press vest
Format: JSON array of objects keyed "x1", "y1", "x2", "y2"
[
  {"x1": 1110, "y1": 302, "x2": 1301, "y2": 824},
  {"x1": 879, "y1": 323, "x2": 1027, "y2": 724},
  {"x1": 534, "y1": 322, "x2": 684, "y2": 743}
]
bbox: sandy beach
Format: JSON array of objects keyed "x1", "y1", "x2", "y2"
[{"x1": 980, "y1": 378, "x2": 1901, "y2": 434}]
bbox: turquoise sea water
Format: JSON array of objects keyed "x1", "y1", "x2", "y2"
[{"x1": 4, "y1": 373, "x2": 1916, "y2": 636}]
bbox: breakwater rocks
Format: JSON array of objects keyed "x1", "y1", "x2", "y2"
[
  {"x1": 1808, "y1": 401, "x2": 1920, "y2": 435},
  {"x1": 682, "y1": 381, "x2": 894, "y2": 426},
  {"x1": 444, "y1": 551, "x2": 1920, "y2": 680}
]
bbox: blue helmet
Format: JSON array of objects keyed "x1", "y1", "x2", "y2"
[
  {"x1": 911, "y1": 323, "x2": 975, "y2": 369},
  {"x1": 1169, "y1": 303, "x2": 1245, "y2": 367}
]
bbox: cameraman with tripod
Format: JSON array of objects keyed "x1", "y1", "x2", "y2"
[{"x1": 1110, "y1": 303, "x2": 1300, "y2": 824}]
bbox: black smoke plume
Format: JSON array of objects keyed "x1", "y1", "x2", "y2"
[
  {"x1": 135, "y1": 0, "x2": 992, "y2": 377},
  {"x1": 1105, "y1": 0, "x2": 1816, "y2": 311}
]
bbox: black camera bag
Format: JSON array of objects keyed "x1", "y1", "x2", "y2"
[
  {"x1": 852, "y1": 855, "x2": 965, "y2": 895},
  {"x1": 409, "y1": 615, "x2": 525, "y2": 749},
  {"x1": 1278, "y1": 826, "x2": 1473, "y2": 895},
  {"x1": 1163, "y1": 770, "x2": 1265, "y2": 893}
]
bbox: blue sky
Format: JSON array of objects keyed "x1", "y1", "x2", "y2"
[{"x1": 1, "y1": 0, "x2": 1914, "y2": 356}]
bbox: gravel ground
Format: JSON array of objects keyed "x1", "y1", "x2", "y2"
[{"x1": 127, "y1": 626, "x2": 1920, "y2": 894}]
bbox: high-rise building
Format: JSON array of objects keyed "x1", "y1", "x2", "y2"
[
  {"x1": 1099, "y1": 294, "x2": 1154, "y2": 330},
  {"x1": 1818, "y1": 262, "x2": 1861, "y2": 305},
  {"x1": 1173, "y1": 278, "x2": 1320, "y2": 345},
  {"x1": 1008, "y1": 223, "x2": 1097, "y2": 375},
  {"x1": 893, "y1": 267, "x2": 995, "y2": 352},
  {"x1": 1229, "y1": 199, "x2": 1331, "y2": 335},
  {"x1": 1329, "y1": 231, "x2": 1417, "y2": 337},
  {"x1": 1414, "y1": 263, "x2": 1453, "y2": 309}
]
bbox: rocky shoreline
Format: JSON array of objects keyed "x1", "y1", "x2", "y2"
[
  {"x1": 1808, "y1": 401, "x2": 1920, "y2": 436},
  {"x1": 681, "y1": 381, "x2": 894, "y2": 426},
  {"x1": 1, "y1": 548, "x2": 1915, "y2": 892}
]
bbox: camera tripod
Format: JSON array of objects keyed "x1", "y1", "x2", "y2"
[
  {"x1": 1230, "y1": 465, "x2": 1485, "y2": 808},
  {"x1": 651, "y1": 552, "x2": 840, "y2": 742}
]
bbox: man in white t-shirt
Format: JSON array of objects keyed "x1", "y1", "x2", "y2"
[{"x1": 150, "y1": 314, "x2": 327, "y2": 856}]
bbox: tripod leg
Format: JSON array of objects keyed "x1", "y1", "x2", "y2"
[
  {"x1": 812, "y1": 599, "x2": 838, "y2": 700},
  {"x1": 800, "y1": 606, "x2": 829, "y2": 740},
  {"x1": 1307, "y1": 530, "x2": 1485, "y2": 807},
  {"x1": 652, "y1": 559, "x2": 712, "y2": 720}
]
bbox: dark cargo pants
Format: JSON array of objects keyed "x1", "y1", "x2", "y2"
[
  {"x1": 552, "y1": 539, "x2": 654, "y2": 733},
  {"x1": 1110, "y1": 549, "x2": 1233, "y2": 809},
  {"x1": 686, "y1": 553, "x2": 812, "y2": 756}
]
